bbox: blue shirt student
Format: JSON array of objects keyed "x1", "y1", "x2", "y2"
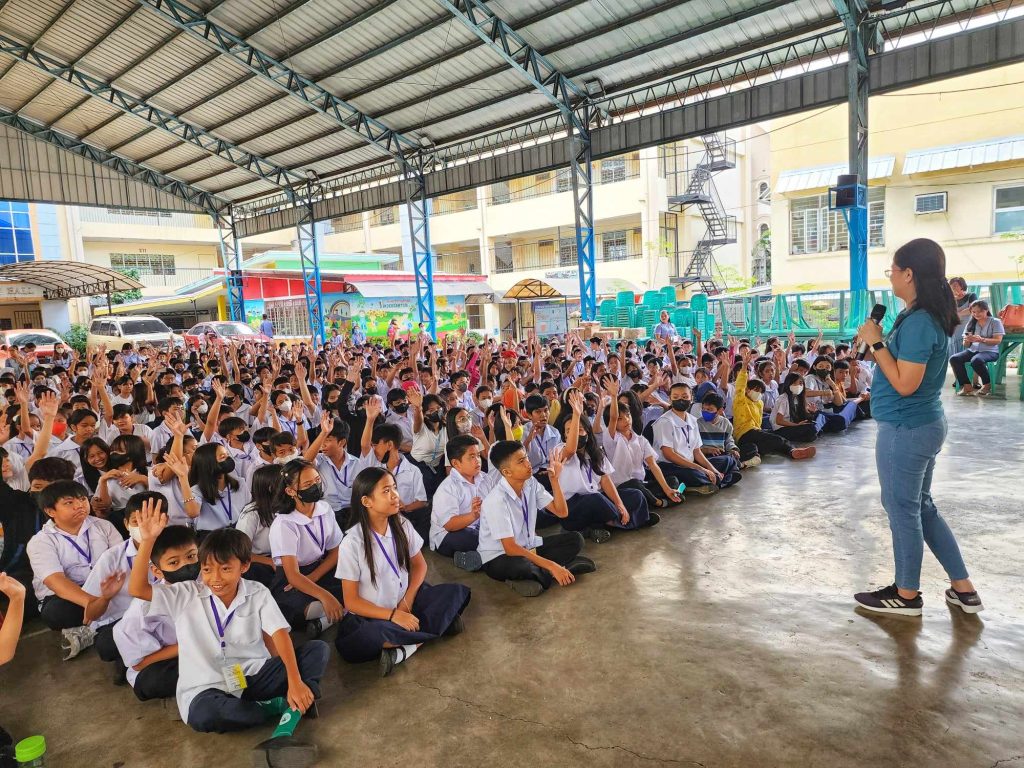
[{"x1": 870, "y1": 308, "x2": 948, "y2": 427}]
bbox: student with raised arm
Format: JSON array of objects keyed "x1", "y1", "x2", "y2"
[
  {"x1": 128, "y1": 498, "x2": 328, "y2": 767},
  {"x1": 477, "y1": 440, "x2": 595, "y2": 598}
]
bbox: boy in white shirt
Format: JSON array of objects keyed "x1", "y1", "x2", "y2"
[
  {"x1": 129, "y1": 499, "x2": 328, "y2": 768},
  {"x1": 477, "y1": 440, "x2": 595, "y2": 598},
  {"x1": 429, "y1": 435, "x2": 497, "y2": 572},
  {"x1": 652, "y1": 383, "x2": 737, "y2": 496}
]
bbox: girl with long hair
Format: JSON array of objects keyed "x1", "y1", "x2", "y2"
[
  {"x1": 235, "y1": 464, "x2": 284, "y2": 586},
  {"x1": 187, "y1": 442, "x2": 250, "y2": 533}
]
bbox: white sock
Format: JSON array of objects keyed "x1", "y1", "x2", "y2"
[
  {"x1": 305, "y1": 601, "x2": 325, "y2": 620},
  {"x1": 396, "y1": 644, "x2": 421, "y2": 665}
]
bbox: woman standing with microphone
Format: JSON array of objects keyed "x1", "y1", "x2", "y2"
[{"x1": 853, "y1": 239, "x2": 983, "y2": 616}]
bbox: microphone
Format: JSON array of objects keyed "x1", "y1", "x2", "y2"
[{"x1": 856, "y1": 304, "x2": 887, "y2": 360}]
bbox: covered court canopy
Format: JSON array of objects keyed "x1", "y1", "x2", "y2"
[
  {"x1": 503, "y1": 277, "x2": 638, "y2": 301},
  {"x1": 0, "y1": 0, "x2": 1018, "y2": 225},
  {"x1": 0, "y1": 260, "x2": 144, "y2": 299}
]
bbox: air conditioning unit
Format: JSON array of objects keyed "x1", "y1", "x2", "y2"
[{"x1": 915, "y1": 192, "x2": 947, "y2": 214}]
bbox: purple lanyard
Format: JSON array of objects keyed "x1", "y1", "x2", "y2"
[
  {"x1": 218, "y1": 489, "x2": 233, "y2": 524},
  {"x1": 16, "y1": 441, "x2": 31, "y2": 457},
  {"x1": 124, "y1": 539, "x2": 135, "y2": 571},
  {"x1": 59, "y1": 531, "x2": 92, "y2": 565},
  {"x1": 678, "y1": 422, "x2": 691, "y2": 443},
  {"x1": 326, "y1": 460, "x2": 351, "y2": 488},
  {"x1": 519, "y1": 494, "x2": 529, "y2": 529},
  {"x1": 302, "y1": 515, "x2": 326, "y2": 551},
  {"x1": 371, "y1": 531, "x2": 402, "y2": 582},
  {"x1": 208, "y1": 595, "x2": 236, "y2": 650},
  {"x1": 584, "y1": 461, "x2": 594, "y2": 487}
]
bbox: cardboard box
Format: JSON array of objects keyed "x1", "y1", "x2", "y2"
[{"x1": 622, "y1": 327, "x2": 647, "y2": 340}]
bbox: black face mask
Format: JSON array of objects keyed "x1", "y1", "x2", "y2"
[
  {"x1": 671, "y1": 399, "x2": 690, "y2": 412},
  {"x1": 235, "y1": 431, "x2": 251, "y2": 444},
  {"x1": 364, "y1": 387, "x2": 377, "y2": 396},
  {"x1": 162, "y1": 562, "x2": 199, "y2": 584},
  {"x1": 296, "y1": 482, "x2": 325, "y2": 504},
  {"x1": 425, "y1": 411, "x2": 442, "y2": 424},
  {"x1": 628, "y1": 371, "x2": 642, "y2": 380},
  {"x1": 815, "y1": 368, "x2": 831, "y2": 379},
  {"x1": 217, "y1": 458, "x2": 236, "y2": 475},
  {"x1": 391, "y1": 403, "x2": 409, "y2": 414}
]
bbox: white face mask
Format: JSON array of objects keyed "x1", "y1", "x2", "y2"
[
  {"x1": 679, "y1": 366, "x2": 692, "y2": 375},
  {"x1": 278, "y1": 398, "x2": 292, "y2": 413},
  {"x1": 478, "y1": 398, "x2": 492, "y2": 410},
  {"x1": 456, "y1": 419, "x2": 472, "y2": 434},
  {"x1": 274, "y1": 452, "x2": 299, "y2": 465},
  {"x1": 790, "y1": 385, "x2": 804, "y2": 395},
  {"x1": 747, "y1": 391, "x2": 763, "y2": 402},
  {"x1": 196, "y1": 402, "x2": 208, "y2": 416},
  {"x1": 128, "y1": 525, "x2": 142, "y2": 544}
]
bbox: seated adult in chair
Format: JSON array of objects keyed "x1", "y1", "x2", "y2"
[{"x1": 950, "y1": 300, "x2": 1004, "y2": 397}]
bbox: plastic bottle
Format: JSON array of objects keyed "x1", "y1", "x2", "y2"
[
  {"x1": 14, "y1": 736, "x2": 46, "y2": 767},
  {"x1": 677, "y1": 482, "x2": 687, "y2": 495}
]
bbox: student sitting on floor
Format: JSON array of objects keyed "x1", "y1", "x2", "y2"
[
  {"x1": 733, "y1": 350, "x2": 816, "y2": 462},
  {"x1": 695, "y1": 392, "x2": 753, "y2": 469},
  {"x1": 129, "y1": 498, "x2": 328, "y2": 767},
  {"x1": 188, "y1": 443, "x2": 251, "y2": 534},
  {"x1": 521, "y1": 394, "x2": 562, "y2": 491},
  {"x1": 235, "y1": 465, "x2": 283, "y2": 587},
  {"x1": 81, "y1": 491, "x2": 167, "y2": 683},
  {"x1": 303, "y1": 415, "x2": 365, "y2": 528},
  {"x1": 477, "y1": 440, "x2": 595, "y2": 598},
  {"x1": 0, "y1": 570, "x2": 25, "y2": 759},
  {"x1": 113, "y1": 523, "x2": 198, "y2": 702},
  {"x1": 25, "y1": 479, "x2": 123, "y2": 659},
  {"x1": 770, "y1": 373, "x2": 825, "y2": 444},
  {"x1": 429, "y1": 434, "x2": 498, "y2": 573},
  {"x1": 268, "y1": 459, "x2": 344, "y2": 638},
  {"x1": 806, "y1": 357, "x2": 860, "y2": 432},
  {"x1": 334, "y1": 466, "x2": 470, "y2": 677}
]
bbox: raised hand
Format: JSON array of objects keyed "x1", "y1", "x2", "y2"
[
  {"x1": 365, "y1": 395, "x2": 382, "y2": 421},
  {"x1": 38, "y1": 391, "x2": 59, "y2": 420},
  {"x1": 548, "y1": 446, "x2": 564, "y2": 480},
  {"x1": 164, "y1": 452, "x2": 190, "y2": 480},
  {"x1": 319, "y1": 413, "x2": 334, "y2": 434},
  {"x1": 602, "y1": 376, "x2": 619, "y2": 397},
  {"x1": 567, "y1": 389, "x2": 584, "y2": 415},
  {"x1": 406, "y1": 388, "x2": 423, "y2": 410},
  {"x1": 100, "y1": 571, "x2": 127, "y2": 599},
  {"x1": 13, "y1": 381, "x2": 29, "y2": 405},
  {"x1": 137, "y1": 497, "x2": 167, "y2": 542}
]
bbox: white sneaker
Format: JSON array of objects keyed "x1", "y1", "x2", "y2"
[
  {"x1": 61, "y1": 625, "x2": 96, "y2": 660},
  {"x1": 740, "y1": 456, "x2": 762, "y2": 469}
]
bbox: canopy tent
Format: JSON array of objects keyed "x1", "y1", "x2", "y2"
[
  {"x1": 0, "y1": 260, "x2": 144, "y2": 300},
  {"x1": 502, "y1": 277, "x2": 640, "y2": 301}
]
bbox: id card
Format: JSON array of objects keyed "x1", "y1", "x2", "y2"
[{"x1": 222, "y1": 663, "x2": 247, "y2": 692}]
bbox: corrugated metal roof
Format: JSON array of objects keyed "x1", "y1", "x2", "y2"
[
  {"x1": 902, "y1": 136, "x2": 1024, "y2": 174},
  {"x1": 775, "y1": 157, "x2": 897, "y2": 194}
]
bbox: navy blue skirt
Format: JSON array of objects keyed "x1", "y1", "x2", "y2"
[
  {"x1": 334, "y1": 582, "x2": 471, "y2": 664},
  {"x1": 270, "y1": 559, "x2": 342, "y2": 629}
]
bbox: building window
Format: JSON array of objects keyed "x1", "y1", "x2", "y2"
[
  {"x1": 600, "y1": 157, "x2": 626, "y2": 184},
  {"x1": 370, "y1": 206, "x2": 397, "y2": 225},
  {"x1": 490, "y1": 181, "x2": 511, "y2": 206},
  {"x1": 757, "y1": 181, "x2": 770, "y2": 202},
  {"x1": 994, "y1": 185, "x2": 1024, "y2": 234},
  {"x1": 110, "y1": 252, "x2": 176, "y2": 275},
  {"x1": 555, "y1": 170, "x2": 572, "y2": 194},
  {"x1": 0, "y1": 201, "x2": 34, "y2": 264},
  {"x1": 558, "y1": 237, "x2": 576, "y2": 266},
  {"x1": 266, "y1": 298, "x2": 310, "y2": 337},
  {"x1": 493, "y1": 242, "x2": 513, "y2": 273},
  {"x1": 601, "y1": 230, "x2": 628, "y2": 261},
  {"x1": 789, "y1": 187, "x2": 884, "y2": 255},
  {"x1": 466, "y1": 304, "x2": 483, "y2": 328}
]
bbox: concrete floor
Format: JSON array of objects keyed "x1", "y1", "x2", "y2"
[{"x1": 2, "y1": 388, "x2": 1023, "y2": 768}]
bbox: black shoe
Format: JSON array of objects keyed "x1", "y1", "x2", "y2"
[
  {"x1": 443, "y1": 614, "x2": 465, "y2": 637},
  {"x1": 505, "y1": 579, "x2": 544, "y2": 597},
  {"x1": 112, "y1": 659, "x2": 128, "y2": 687},
  {"x1": 567, "y1": 556, "x2": 597, "y2": 576},
  {"x1": 250, "y1": 735, "x2": 318, "y2": 768},
  {"x1": 945, "y1": 588, "x2": 984, "y2": 614},
  {"x1": 854, "y1": 584, "x2": 923, "y2": 616},
  {"x1": 642, "y1": 512, "x2": 661, "y2": 528},
  {"x1": 583, "y1": 527, "x2": 612, "y2": 544},
  {"x1": 454, "y1": 550, "x2": 483, "y2": 572},
  {"x1": 379, "y1": 647, "x2": 400, "y2": 678}
]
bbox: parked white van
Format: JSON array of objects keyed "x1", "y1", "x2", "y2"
[{"x1": 87, "y1": 315, "x2": 174, "y2": 351}]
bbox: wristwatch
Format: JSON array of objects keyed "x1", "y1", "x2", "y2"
[{"x1": 871, "y1": 341, "x2": 885, "y2": 352}]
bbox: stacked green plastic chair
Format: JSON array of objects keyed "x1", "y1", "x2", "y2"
[{"x1": 616, "y1": 290, "x2": 635, "y2": 308}]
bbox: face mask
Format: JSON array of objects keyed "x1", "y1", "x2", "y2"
[
  {"x1": 456, "y1": 419, "x2": 472, "y2": 434},
  {"x1": 277, "y1": 398, "x2": 292, "y2": 413},
  {"x1": 456, "y1": 382, "x2": 468, "y2": 393},
  {"x1": 815, "y1": 369, "x2": 830, "y2": 379},
  {"x1": 196, "y1": 402, "x2": 208, "y2": 416},
  {"x1": 511, "y1": 425, "x2": 524, "y2": 441},
  {"x1": 585, "y1": 408, "x2": 597, "y2": 418},
  {"x1": 235, "y1": 431, "x2": 251, "y2": 444},
  {"x1": 628, "y1": 371, "x2": 641, "y2": 380},
  {"x1": 217, "y1": 457, "x2": 236, "y2": 475},
  {"x1": 275, "y1": 452, "x2": 299, "y2": 465},
  {"x1": 701, "y1": 410, "x2": 717, "y2": 423},
  {"x1": 679, "y1": 366, "x2": 692, "y2": 375},
  {"x1": 671, "y1": 399, "x2": 690, "y2": 412},
  {"x1": 747, "y1": 391, "x2": 763, "y2": 402},
  {"x1": 128, "y1": 525, "x2": 142, "y2": 544},
  {"x1": 391, "y1": 403, "x2": 409, "y2": 414},
  {"x1": 296, "y1": 482, "x2": 325, "y2": 504},
  {"x1": 478, "y1": 398, "x2": 492, "y2": 410},
  {"x1": 790, "y1": 385, "x2": 804, "y2": 396},
  {"x1": 162, "y1": 562, "x2": 200, "y2": 584},
  {"x1": 425, "y1": 411, "x2": 442, "y2": 424}
]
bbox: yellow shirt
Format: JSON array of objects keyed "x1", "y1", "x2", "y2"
[{"x1": 732, "y1": 367, "x2": 762, "y2": 440}]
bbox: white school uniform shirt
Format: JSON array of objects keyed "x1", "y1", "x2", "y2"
[
  {"x1": 190, "y1": 480, "x2": 252, "y2": 531},
  {"x1": 601, "y1": 430, "x2": 657, "y2": 485},
  {"x1": 363, "y1": 455, "x2": 427, "y2": 508},
  {"x1": 49, "y1": 436, "x2": 84, "y2": 473},
  {"x1": 803, "y1": 373, "x2": 832, "y2": 409},
  {"x1": 521, "y1": 422, "x2": 561, "y2": 471},
  {"x1": 651, "y1": 410, "x2": 702, "y2": 463},
  {"x1": 110, "y1": 394, "x2": 134, "y2": 407},
  {"x1": 756, "y1": 377, "x2": 780, "y2": 410},
  {"x1": 148, "y1": 422, "x2": 174, "y2": 461},
  {"x1": 455, "y1": 389, "x2": 475, "y2": 412},
  {"x1": 268, "y1": 501, "x2": 343, "y2": 567},
  {"x1": 336, "y1": 515, "x2": 422, "y2": 610},
  {"x1": 556, "y1": 452, "x2": 613, "y2": 499},
  {"x1": 114, "y1": 596, "x2": 178, "y2": 688},
  {"x1": 100, "y1": 422, "x2": 155, "y2": 447},
  {"x1": 411, "y1": 424, "x2": 447, "y2": 468},
  {"x1": 769, "y1": 394, "x2": 800, "y2": 431},
  {"x1": 104, "y1": 478, "x2": 146, "y2": 511},
  {"x1": 477, "y1": 476, "x2": 550, "y2": 564},
  {"x1": 82, "y1": 538, "x2": 157, "y2": 628},
  {"x1": 428, "y1": 469, "x2": 498, "y2": 551},
  {"x1": 148, "y1": 470, "x2": 193, "y2": 526},
  {"x1": 148, "y1": 579, "x2": 290, "y2": 722},
  {"x1": 26, "y1": 516, "x2": 123, "y2": 602},
  {"x1": 235, "y1": 506, "x2": 272, "y2": 556},
  {"x1": 4, "y1": 435, "x2": 35, "y2": 460},
  {"x1": 315, "y1": 452, "x2": 365, "y2": 511}
]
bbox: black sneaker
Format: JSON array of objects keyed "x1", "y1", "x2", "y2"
[
  {"x1": 505, "y1": 579, "x2": 544, "y2": 597},
  {"x1": 454, "y1": 550, "x2": 483, "y2": 572},
  {"x1": 583, "y1": 527, "x2": 612, "y2": 544},
  {"x1": 566, "y1": 556, "x2": 597, "y2": 576},
  {"x1": 379, "y1": 647, "x2": 400, "y2": 678},
  {"x1": 854, "y1": 584, "x2": 923, "y2": 616},
  {"x1": 945, "y1": 588, "x2": 984, "y2": 614},
  {"x1": 251, "y1": 735, "x2": 318, "y2": 768},
  {"x1": 642, "y1": 512, "x2": 661, "y2": 528},
  {"x1": 443, "y1": 614, "x2": 465, "y2": 637}
]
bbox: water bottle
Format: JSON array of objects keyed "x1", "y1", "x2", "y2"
[
  {"x1": 15, "y1": 736, "x2": 46, "y2": 767},
  {"x1": 677, "y1": 482, "x2": 687, "y2": 496}
]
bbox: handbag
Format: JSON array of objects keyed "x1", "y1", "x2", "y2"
[{"x1": 997, "y1": 304, "x2": 1024, "y2": 333}]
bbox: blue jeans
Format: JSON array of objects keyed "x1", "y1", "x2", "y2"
[
  {"x1": 949, "y1": 348, "x2": 998, "y2": 386},
  {"x1": 875, "y1": 418, "x2": 968, "y2": 591}
]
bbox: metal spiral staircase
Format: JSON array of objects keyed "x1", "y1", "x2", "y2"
[{"x1": 668, "y1": 133, "x2": 737, "y2": 295}]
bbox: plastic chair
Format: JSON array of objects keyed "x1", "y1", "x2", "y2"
[
  {"x1": 660, "y1": 285, "x2": 678, "y2": 306},
  {"x1": 690, "y1": 293, "x2": 709, "y2": 313},
  {"x1": 616, "y1": 291, "x2": 635, "y2": 308}
]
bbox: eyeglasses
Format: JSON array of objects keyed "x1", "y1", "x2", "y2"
[{"x1": 884, "y1": 266, "x2": 906, "y2": 278}]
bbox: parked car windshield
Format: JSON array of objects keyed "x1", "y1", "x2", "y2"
[
  {"x1": 120, "y1": 319, "x2": 170, "y2": 335},
  {"x1": 212, "y1": 322, "x2": 258, "y2": 336}
]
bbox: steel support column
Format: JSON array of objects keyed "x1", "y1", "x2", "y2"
[
  {"x1": 296, "y1": 182, "x2": 325, "y2": 344},
  {"x1": 404, "y1": 152, "x2": 436, "y2": 340},
  {"x1": 834, "y1": 0, "x2": 874, "y2": 318},
  {"x1": 569, "y1": 108, "x2": 596, "y2": 322},
  {"x1": 213, "y1": 209, "x2": 244, "y2": 322}
]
